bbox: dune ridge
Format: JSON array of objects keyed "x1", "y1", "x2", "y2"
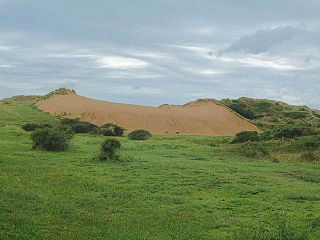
[{"x1": 36, "y1": 92, "x2": 260, "y2": 136}]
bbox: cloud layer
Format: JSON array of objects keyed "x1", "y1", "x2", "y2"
[{"x1": 0, "y1": 1, "x2": 319, "y2": 108}]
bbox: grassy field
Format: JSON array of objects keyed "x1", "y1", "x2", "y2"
[{"x1": 1, "y1": 97, "x2": 320, "y2": 239}]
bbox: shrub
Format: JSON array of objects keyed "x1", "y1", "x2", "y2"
[
  {"x1": 284, "y1": 111, "x2": 309, "y2": 119},
  {"x1": 100, "y1": 123, "x2": 125, "y2": 137},
  {"x1": 273, "y1": 126, "x2": 315, "y2": 139},
  {"x1": 295, "y1": 136, "x2": 320, "y2": 151},
  {"x1": 99, "y1": 139, "x2": 121, "y2": 161},
  {"x1": 22, "y1": 122, "x2": 53, "y2": 132},
  {"x1": 237, "y1": 142, "x2": 270, "y2": 159},
  {"x1": 253, "y1": 101, "x2": 273, "y2": 113},
  {"x1": 61, "y1": 118, "x2": 98, "y2": 133},
  {"x1": 232, "y1": 131, "x2": 259, "y2": 144},
  {"x1": 228, "y1": 102, "x2": 256, "y2": 120},
  {"x1": 128, "y1": 129, "x2": 152, "y2": 140},
  {"x1": 31, "y1": 125, "x2": 74, "y2": 151},
  {"x1": 22, "y1": 123, "x2": 40, "y2": 132},
  {"x1": 301, "y1": 151, "x2": 317, "y2": 162}
]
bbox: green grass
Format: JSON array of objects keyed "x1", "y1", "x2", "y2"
[{"x1": 1, "y1": 97, "x2": 320, "y2": 239}]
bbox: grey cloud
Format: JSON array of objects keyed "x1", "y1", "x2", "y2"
[{"x1": 221, "y1": 26, "x2": 308, "y2": 54}]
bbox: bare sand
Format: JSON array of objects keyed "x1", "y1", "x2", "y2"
[{"x1": 36, "y1": 92, "x2": 260, "y2": 136}]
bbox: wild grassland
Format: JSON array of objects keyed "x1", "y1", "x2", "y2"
[{"x1": 1, "y1": 97, "x2": 320, "y2": 239}]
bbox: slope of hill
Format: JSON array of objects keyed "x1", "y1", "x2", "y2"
[
  {"x1": 35, "y1": 90, "x2": 259, "y2": 136},
  {"x1": 220, "y1": 97, "x2": 320, "y2": 130}
]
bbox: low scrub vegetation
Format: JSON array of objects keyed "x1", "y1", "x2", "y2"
[
  {"x1": 60, "y1": 118, "x2": 98, "y2": 133},
  {"x1": 99, "y1": 123, "x2": 125, "y2": 136},
  {"x1": 236, "y1": 142, "x2": 270, "y2": 159},
  {"x1": 232, "y1": 126, "x2": 318, "y2": 144},
  {"x1": 21, "y1": 123, "x2": 41, "y2": 131},
  {"x1": 220, "y1": 97, "x2": 320, "y2": 131},
  {"x1": 128, "y1": 129, "x2": 152, "y2": 140},
  {"x1": 232, "y1": 131, "x2": 259, "y2": 144},
  {"x1": 21, "y1": 122, "x2": 52, "y2": 131},
  {"x1": 31, "y1": 125, "x2": 74, "y2": 151},
  {"x1": 99, "y1": 138, "x2": 121, "y2": 161}
]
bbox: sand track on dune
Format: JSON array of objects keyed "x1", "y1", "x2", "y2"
[{"x1": 36, "y1": 93, "x2": 260, "y2": 136}]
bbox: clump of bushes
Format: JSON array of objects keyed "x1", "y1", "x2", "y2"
[
  {"x1": 232, "y1": 131, "x2": 259, "y2": 144},
  {"x1": 284, "y1": 111, "x2": 309, "y2": 119},
  {"x1": 99, "y1": 123, "x2": 125, "y2": 136},
  {"x1": 272, "y1": 126, "x2": 315, "y2": 139},
  {"x1": 31, "y1": 125, "x2": 74, "y2": 151},
  {"x1": 295, "y1": 136, "x2": 320, "y2": 162},
  {"x1": 236, "y1": 142, "x2": 270, "y2": 159},
  {"x1": 60, "y1": 118, "x2": 98, "y2": 133},
  {"x1": 21, "y1": 122, "x2": 52, "y2": 131},
  {"x1": 22, "y1": 123, "x2": 41, "y2": 132},
  {"x1": 99, "y1": 138, "x2": 121, "y2": 161},
  {"x1": 128, "y1": 129, "x2": 152, "y2": 140},
  {"x1": 228, "y1": 101, "x2": 256, "y2": 120}
]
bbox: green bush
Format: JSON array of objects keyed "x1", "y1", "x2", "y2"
[
  {"x1": 128, "y1": 129, "x2": 152, "y2": 140},
  {"x1": 22, "y1": 123, "x2": 40, "y2": 132},
  {"x1": 295, "y1": 136, "x2": 320, "y2": 151},
  {"x1": 100, "y1": 139, "x2": 121, "y2": 161},
  {"x1": 61, "y1": 118, "x2": 98, "y2": 133},
  {"x1": 31, "y1": 125, "x2": 74, "y2": 151},
  {"x1": 228, "y1": 102, "x2": 256, "y2": 120},
  {"x1": 22, "y1": 122, "x2": 53, "y2": 132},
  {"x1": 99, "y1": 123, "x2": 125, "y2": 137},
  {"x1": 273, "y1": 126, "x2": 315, "y2": 139},
  {"x1": 232, "y1": 131, "x2": 259, "y2": 144},
  {"x1": 284, "y1": 111, "x2": 309, "y2": 119},
  {"x1": 300, "y1": 151, "x2": 317, "y2": 162},
  {"x1": 237, "y1": 142, "x2": 270, "y2": 159}
]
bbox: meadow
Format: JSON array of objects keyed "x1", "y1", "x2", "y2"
[{"x1": 1, "y1": 97, "x2": 320, "y2": 239}]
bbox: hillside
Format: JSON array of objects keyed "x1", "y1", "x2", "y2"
[
  {"x1": 1, "y1": 93, "x2": 320, "y2": 239},
  {"x1": 220, "y1": 97, "x2": 320, "y2": 130},
  {"x1": 35, "y1": 89, "x2": 259, "y2": 136}
]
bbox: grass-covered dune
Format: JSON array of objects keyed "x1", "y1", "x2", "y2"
[
  {"x1": 1, "y1": 96, "x2": 320, "y2": 239},
  {"x1": 221, "y1": 97, "x2": 320, "y2": 130}
]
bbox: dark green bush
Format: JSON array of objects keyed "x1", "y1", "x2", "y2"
[
  {"x1": 22, "y1": 122, "x2": 53, "y2": 132},
  {"x1": 284, "y1": 111, "x2": 309, "y2": 119},
  {"x1": 253, "y1": 101, "x2": 273, "y2": 113},
  {"x1": 228, "y1": 102, "x2": 256, "y2": 120},
  {"x1": 31, "y1": 125, "x2": 74, "y2": 151},
  {"x1": 22, "y1": 123, "x2": 40, "y2": 132},
  {"x1": 61, "y1": 118, "x2": 98, "y2": 133},
  {"x1": 232, "y1": 131, "x2": 259, "y2": 144},
  {"x1": 300, "y1": 151, "x2": 317, "y2": 162},
  {"x1": 273, "y1": 126, "x2": 315, "y2": 139},
  {"x1": 295, "y1": 136, "x2": 320, "y2": 151},
  {"x1": 99, "y1": 123, "x2": 125, "y2": 137},
  {"x1": 237, "y1": 142, "x2": 270, "y2": 159},
  {"x1": 128, "y1": 129, "x2": 152, "y2": 140},
  {"x1": 100, "y1": 139, "x2": 121, "y2": 161}
]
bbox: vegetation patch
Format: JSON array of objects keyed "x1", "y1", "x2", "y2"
[
  {"x1": 231, "y1": 131, "x2": 259, "y2": 144},
  {"x1": 60, "y1": 118, "x2": 98, "y2": 134},
  {"x1": 31, "y1": 125, "x2": 74, "y2": 151},
  {"x1": 128, "y1": 129, "x2": 152, "y2": 140},
  {"x1": 99, "y1": 123, "x2": 125, "y2": 136},
  {"x1": 99, "y1": 138, "x2": 121, "y2": 161},
  {"x1": 236, "y1": 142, "x2": 270, "y2": 159}
]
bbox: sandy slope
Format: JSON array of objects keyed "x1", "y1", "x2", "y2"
[{"x1": 36, "y1": 93, "x2": 260, "y2": 136}]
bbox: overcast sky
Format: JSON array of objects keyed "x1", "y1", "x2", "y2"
[{"x1": 0, "y1": 0, "x2": 319, "y2": 108}]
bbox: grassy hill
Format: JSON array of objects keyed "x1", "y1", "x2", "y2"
[
  {"x1": 1, "y1": 95, "x2": 320, "y2": 239},
  {"x1": 220, "y1": 97, "x2": 320, "y2": 130}
]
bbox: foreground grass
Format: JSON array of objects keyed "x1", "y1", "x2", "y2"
[{"x1": 1, "y1": 98, "x2": 320, "y2": 239}]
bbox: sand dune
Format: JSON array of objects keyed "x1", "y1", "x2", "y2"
[{"x1": 36, "y1": 92, "x2": 260, "y2": 136}]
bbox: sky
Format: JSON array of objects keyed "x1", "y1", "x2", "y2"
[{"x1": 0, "y1": 0, "x2": 319, "y2": 108}]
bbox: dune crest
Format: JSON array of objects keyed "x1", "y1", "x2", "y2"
[{"x1": 36, "y1": 91, "x2": 260, "y2": 136}]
